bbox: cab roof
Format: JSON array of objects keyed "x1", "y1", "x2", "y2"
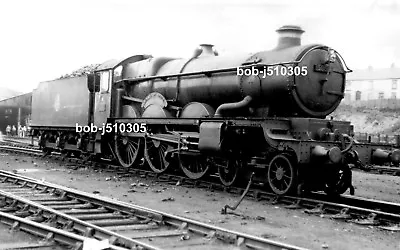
[{"x1": 95, "y1": 55, "x2": 152, "y2": 72}]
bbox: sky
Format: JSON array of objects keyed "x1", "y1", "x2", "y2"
[{"x1": 0, "y1": 0, "x2": 399, "y2": 93}]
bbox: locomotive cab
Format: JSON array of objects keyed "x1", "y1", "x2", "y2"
[
  {"x1": 92, "y1": 69, "x2": 111, "y2": 128},
  {"x1": 87, "y1": 55, "x2": 152, "y2": 155},
  {"x1": 85, "y1": 66, "x2": 112, "y2": 154}
]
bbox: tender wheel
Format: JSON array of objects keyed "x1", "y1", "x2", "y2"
[
  {"x1": 267, "y1": 154, "x2": 296, "y2": 195},
  {"x1": 179, "y1": 154, "x2": 210, "y2": 180},
  {"x1": 39, "y1": 133, "x2": 49, "y2": 151},
  {"x1": 71, "y1": 151, "x2": 81, "y2": 158},
  {"x1": 60, "y1": 150, "x2": 71, "y2": 159},
  {"x1": 114, "y1": 136, "x2": 141, "y2": 168},
  {"x1": 82, "y1": 153, "x2": 93, "y2": 162},
  {"x1": 42, "y1": 147, "x2": 52, "y2": 157},
  {"x1": 218, "y1": 159, "x2": 240, "y2": 186},
  {"x1": 325, "y1": 164, "x2": 352, "y2": 196},
  {"x1": 144, "y1": 138, "x2": 172, "y2": 174}
]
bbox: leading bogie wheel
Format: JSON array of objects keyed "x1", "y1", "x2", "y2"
[
  {"x1": 325, "y1": 164, "x2": 352, "y2": 196},
  {"x1": 114, "y1": 135, "x2": 142, "y2": 168},
  {"x1": 144, "y1": 138, "x2": 173, "y2": 174},
  {"x1": 267, "y1": 154, "x2": 296, "y2": 195}
]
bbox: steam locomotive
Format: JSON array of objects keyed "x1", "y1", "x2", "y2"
[{"x1": 31, "y1": 25, "x2": 400, "y2": 196}]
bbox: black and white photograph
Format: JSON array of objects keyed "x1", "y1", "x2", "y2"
[{"x1": 0, "y1": 0, "x2": 399, "y2": 249}]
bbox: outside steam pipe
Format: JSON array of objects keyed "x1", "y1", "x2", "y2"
[
  {"x1": 214, "y1": 96, "x2": 253, "y2": 117},
  {"x1": 341, "y1": 134, "x2": 354, "y2": 154}
]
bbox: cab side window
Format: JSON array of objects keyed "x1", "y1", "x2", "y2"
[{"x1": 100, "y1": 71, "x2": 110, "y2": 93}]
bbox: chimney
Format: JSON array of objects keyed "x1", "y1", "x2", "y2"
[
  {"x1": 195, "y1": 44, "x2": 218, "y2": 57},
  {"x1": 276, "y1": 25, "x2": 304, "y2": 50}
]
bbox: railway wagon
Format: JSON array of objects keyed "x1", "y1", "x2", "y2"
[
  {"x1": 31, "y1": 76, "x2": 94, "y2": 154},
  {"x1": 35, "y1": 25, "x2": 400, "y2": 196}
]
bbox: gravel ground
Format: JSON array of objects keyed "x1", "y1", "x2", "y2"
[
  {"x1": 0, "y1": 153, "x2": 399, "y2": 250},
  {"x1": 351, "y1": 170, "x2": 400, "y2": 203}
]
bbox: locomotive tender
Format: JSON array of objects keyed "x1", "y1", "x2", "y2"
[{"x1": 31, "y1": 25, "x2": 400, "y2": 196}]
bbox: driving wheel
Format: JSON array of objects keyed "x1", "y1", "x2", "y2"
[{"x1": 114, "y1": 135, "x2": 142, "y2": 168}]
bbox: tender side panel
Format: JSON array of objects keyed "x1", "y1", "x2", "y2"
[{"x1": 31, "y1": 76, "x2": 90, "y2": 127}]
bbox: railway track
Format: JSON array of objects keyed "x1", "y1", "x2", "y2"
[
  {"x1": 0, "y1": 210, "x2": 105, "y2": 250},
  {"x1": 2, "y1": 138, "x2": 400, "y2": 176},
  {"x1": 1, "y1": 142, "x2": 400, "y2": 232},
  {"x1": 353, "y1": 164, "x2": 400, "y2": 176},
  {"x1": 0, "y1": 137, "x2": 38, "y2": 148},
  {"x1": 0, "y1": 170, "x2": 307, "y2": 250}
]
